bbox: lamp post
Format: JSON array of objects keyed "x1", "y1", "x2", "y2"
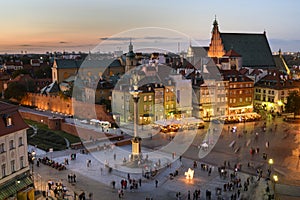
[
  {"x1": 31, "y1": 151, "x2": 36, "y2": 186},
  {"x1": 273, "y1": 174, "x2": 278, "y2": 199}
]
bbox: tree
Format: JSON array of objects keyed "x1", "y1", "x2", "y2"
[
  {"x1": 285, "y1": 91, "x2": 300, "y2": 118},
  {"x1": 34, "y1": 66, "x2": 52, "y2": 78},
  {"x1": 11, "y1": 69, "x2": 30, "y2": 79},
  {"x1": 4, "y1": 82, "x2": 27, "y2": 101}
]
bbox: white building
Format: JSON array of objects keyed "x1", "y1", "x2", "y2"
[
  {"x1": 0, "y1": 102, "x2": 34, "y2": 199},
  {"x1": 169, "y1": 74, "x2": 193, "y2": 118}
]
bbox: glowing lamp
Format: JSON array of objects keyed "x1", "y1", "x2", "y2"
[{"x1": 184, "y1": 168, "x2": 194, "y2": 180}]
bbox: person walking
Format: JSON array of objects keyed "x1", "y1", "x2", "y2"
[
  {"x1": 73, "y1": 174, "x2": 76, "y2": 182},
  {"x1": 155, "y1": 180, "x2": 158, "y2": 188}
]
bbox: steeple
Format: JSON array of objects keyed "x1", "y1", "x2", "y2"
[
  {"x1": 212, "y1": 15, "x2": 219, "y2": 33},
  {"x1": 213, "y1": 15, "x2": 218, "y2": 26},
  {"x1": 279, "y1": 48, "x2": 282, "y2": 56},
  {"x1": 129, "y1": 38, "x2": 133, "y2": 52}
]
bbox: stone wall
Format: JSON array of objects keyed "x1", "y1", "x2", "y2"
[
  {"x1": 21, "y1": 93, "x2": 114, "y2": 122},
  {"x1": 20, "y1": 111, "x2": 49, "y2": 125}
]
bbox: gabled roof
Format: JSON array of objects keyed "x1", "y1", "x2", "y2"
[
  {"x1": 0, "y1": 102, "x2": 28, "y2": 136},
  {"x1": 220, "y1": 33, "x2": 275, "y2": 68},
  {"x1": 54, "y1": 59, "x2": 83, "y2": 69},
  {"x1": 224, "y1": 49, "x2": 241, "y2": 57},
  {"x1": 40, "y1": 82, "x2": 60, "y2": 94}
]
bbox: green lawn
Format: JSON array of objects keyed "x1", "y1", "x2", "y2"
[{"x1": 25, "y1": 119, "x2": 81, "y2": 151}]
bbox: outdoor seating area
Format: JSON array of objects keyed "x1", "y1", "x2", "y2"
[{"x1": 219, "y1": 113, "x2": 261, "y2": 124}]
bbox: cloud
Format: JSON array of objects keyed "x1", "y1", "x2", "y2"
[
  {"x1": 99, "y1": 37, "x2": 135, "y2": 41},
  {"x1": 19, "y1": 44, "x2": 32, "y2": 47},
  {"x1": 143, "y1": 36, "x2": 182, "y2": 40}
]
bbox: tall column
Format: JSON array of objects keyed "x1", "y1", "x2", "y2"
[
  {"x1": 133, "y1": 96, "x2": 139, "y2": 138},
  {"x1": 130, "y1": 85, "x2": 142, "y2": 160}
]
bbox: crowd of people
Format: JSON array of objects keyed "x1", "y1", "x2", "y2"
[{"x1": 39, "y1": 156, "x2": 67, "y2": 170}]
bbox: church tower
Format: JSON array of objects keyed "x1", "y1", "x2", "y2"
[
  {"x1": 125, "y1": 39, "x2": 137, "y2": 72},
  {"x1": 207, "y1": 16, "x2": 226, "y2": 59}
]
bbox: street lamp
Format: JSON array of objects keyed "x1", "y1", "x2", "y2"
[
  {"x1": 268, "y1": 158, "x2": 274, "y2": 169},
  {"x1": 31, "y1": 151, "x2": 36, "y2": 186},
  {"x1": 273, "y1": 174, "x2": 278, "y2": 199}
]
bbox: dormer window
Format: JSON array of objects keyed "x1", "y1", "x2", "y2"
[{"x1": 5, "y1": 116, "x2": 13, "y2": 127}]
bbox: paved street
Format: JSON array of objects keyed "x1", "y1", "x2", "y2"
[{"x1": 24, "y1": 107, "x2": 300, "y2": 199}]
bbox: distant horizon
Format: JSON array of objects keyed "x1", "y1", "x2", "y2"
[
  {"x1": 1, "y1": 1, "x2": 300, "y2": 54},
  {"x1": 0, "y1": 37, "x2": 299, "y2": 55}
]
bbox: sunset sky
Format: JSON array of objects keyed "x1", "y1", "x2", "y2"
[{"x1": 1, "y1": 0, "x2": 299, "y2": 53}]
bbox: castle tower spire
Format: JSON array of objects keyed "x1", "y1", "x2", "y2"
[
  {"x1": 129, "y1": 38, "x2": 133, "y2": 52},
  {"x1": 208, "y1": 16, "x2": 226, "y2": 59}
]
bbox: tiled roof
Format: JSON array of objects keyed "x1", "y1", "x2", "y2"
[
  {"x1": 0, "y1": 102, "x2": 29, "y2": 137},
  {"x1": 220, "y1": 69, "x2": 254, "y2": 82},
  {"x1": 255, "y1": 70, "x2": 297, "y2": 89},
  {"x1": 224, "y1": 49, "x2": 241, "y2": 57},
  {"x1": 220, "y1": 33, "x2": 275, "y2": 68},
  {"x1": 239, "y1": 68, "x2": 249, "y2": 75},
  {"x1": 55, "y1": 58, "x2": 118, "y2": 70},
  {"x1": 55, "y1": 59, "x2": 83, "y2": 69}
]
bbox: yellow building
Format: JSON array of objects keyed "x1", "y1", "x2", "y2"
[{"x1": 254, "y1": 70, "x2": 299, "y2": 113}]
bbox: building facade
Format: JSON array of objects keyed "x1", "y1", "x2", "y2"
[
  {"x1": 0, "y1": 102, "x2": 34, "y2": 200},
  {"x1": 254, "y1": 70, "x2": 299, "y2": 113}
]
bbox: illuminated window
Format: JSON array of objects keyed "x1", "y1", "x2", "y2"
[
  {"x1": 6, "y1": 117, "x2": 12, "y2": 127},
  {"x1": 148, "y1": 95, "x2": 152, "y2": 101},
  {"x1": 240, "y1": 98, "x2": 243, "y2": 102},
  {"x1": 144, "y1": 96, "x2": 147, "y2": 102}
]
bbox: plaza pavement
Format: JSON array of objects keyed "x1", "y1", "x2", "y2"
[
  {"x1": 25, "y1": 108, "x2": 300, "y2": 199},
  {"x1": 32, "y1": 143, "x2": 271, "y2": 200}
]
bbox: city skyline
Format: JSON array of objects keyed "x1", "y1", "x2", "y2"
[{"x1": 1, "y1": 0, "x2": 300, "y2": 54}]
